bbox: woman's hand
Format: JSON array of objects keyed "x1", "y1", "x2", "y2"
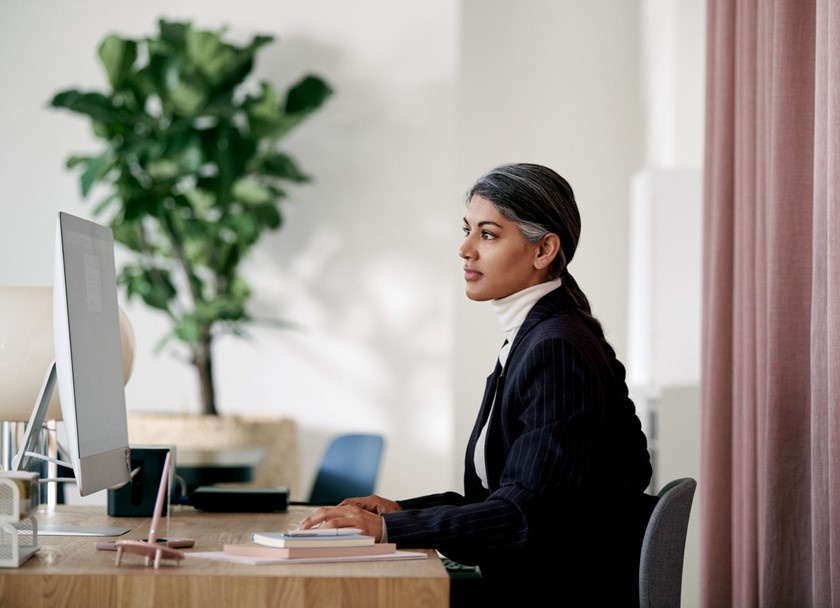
[
  {"x1": 297, "y1": 495, "x2": 402, "y2": 542},
  {"x1": 298, "y1": 504, "x2": 386, "y2": 541},
  {"x1": 338, "y1": 494, "x2": 402, "y2": 515}
]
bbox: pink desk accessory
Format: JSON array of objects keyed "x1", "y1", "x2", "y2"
[{"x1": 114, "y1": 450, "x2": 184, "y2": 569}]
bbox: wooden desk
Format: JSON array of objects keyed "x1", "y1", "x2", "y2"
[{"x1": 0, "y1": 505, "x2": 449, "y2": 608}]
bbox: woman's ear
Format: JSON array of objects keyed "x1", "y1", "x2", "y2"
[{"x1": 534, "y1": 233, "x2": 560, "y2": 270}]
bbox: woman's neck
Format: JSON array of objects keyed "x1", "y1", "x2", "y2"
[{"x1": 491, "y1": 279, "x2": 562, "y2": 340}]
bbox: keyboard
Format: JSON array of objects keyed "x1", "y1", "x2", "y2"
[{"x1": 440, "y1": 556, "x2": 481, "y2": 579}]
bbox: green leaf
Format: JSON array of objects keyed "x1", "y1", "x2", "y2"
[
  {"x1": 187, "y1": 29, "x2": 237, "y2": 86},
  {"x1": 265, "y1": 183, "x2": 287, "y2": 201},
  {"x1": 253, "y1": 203, "x2": 282, "y2": 230},
  {"x1": 111, "y1": 220, "x2": 145, "y2": 251},
  {"x1": 121, "y1": 190, "x2": 165, "y2": 221},
  {"x1": 157, "y1": 20, "x2": 189, "y2": 50},
  {"x1": 205, "y1": 123, "x2": 254, "y2": 198},
  {"x1": 183, "y1": 187, "x2": 216, "y2": 214},
  {"x1": 174, "y1": 315, "x2": 202, "y2": 344},
  {"x1": 245, "y1": 82, "x2": 282, "y2": 139},
  {"x1": 169, "y1": 79, "x2": 207, "y2": 116},
  {"x1": 217, "y1": 242, "x2": 241, "y2": 276},
  {"x1": 80, "y1": 149, "x2": 113, "y2": 197},
  {"x1": 118, "y1": 264, "x2": 176, "y2": 312},
  {"x1": 146, "y1": 159, "x2": 180, "y2": 181},
  {"x1": 66, "y1": 154, "x2": 93, "y2": 169},
  {"x1": 99, "y1": 35, "x2": 138, "y2": 89},
  {"x1": 285, "y1": 75, "x2": 333, "y2": 115},
  {"x1": 232, "y1": 177, "x2": 273, "y2": 205},
  {"x1": 228, "y1": 214, "x2": 259, "y2": 244},
  {"x1": 143, "y1": 52, "x2": 180, "y2": 100},
  {"x1": 195, "y1": 294, "x2": 248, "y2": 324},
  {"x1": 50, "y1": 90, "x2": 126, "y2": 123},
  {"x1": 248, "y1": 75, "x2": 332, "y2": 140},
  {"x1": 259, "y1": 152, "x2": 309, "y2": 181},
  {"x1": 230, "y1": 275, "x2": 250, "y2": 299},
  {"x1": 92, "y1": 116, "x2": 131, "y2": 139},
  {"x1": 215, "y1": 35, "x2": 273, "y2": 93}
]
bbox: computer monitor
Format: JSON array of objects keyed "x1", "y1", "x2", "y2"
[{"x1": 13, "y1": 212, "x2": 131, "y2": 500}]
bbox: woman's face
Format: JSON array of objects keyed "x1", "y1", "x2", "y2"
[{"x1": 459, "y1": 195, "x2": 549, "y2": 301}]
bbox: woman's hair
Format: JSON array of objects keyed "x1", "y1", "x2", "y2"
[{"x1": 465, "y1": 162, "x2": 601, "y2": 330}]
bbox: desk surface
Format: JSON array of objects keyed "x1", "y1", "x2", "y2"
[{"x1": 0, "y1": 505, "x2": 449, "y2": 608}]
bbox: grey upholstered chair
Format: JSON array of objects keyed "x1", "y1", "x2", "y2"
[{"x1": 639, "y1": 477, "x2": 697, "y2": 608}]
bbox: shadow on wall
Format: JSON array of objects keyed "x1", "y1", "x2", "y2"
[{"x1": 206, "y1": 34, "x2": 460, "y2": 500}]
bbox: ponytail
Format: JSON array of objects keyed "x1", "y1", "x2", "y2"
[
  {"x1": 559, "y1": 271, "x2": 591, "y2": 316},
  {"x1": 561, "y1": 271, "x2": 612, "y2": 351}
]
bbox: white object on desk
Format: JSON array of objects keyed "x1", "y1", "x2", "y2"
[
  {"x1": 0, "y1": 471, "x2": 40, "y2": 567},
  {"x1": 252, "y1": 531, "x2": 374, "y2": 548},
  {"x1": 285, "y1": 527, "x2": 363, "y2": 537}
]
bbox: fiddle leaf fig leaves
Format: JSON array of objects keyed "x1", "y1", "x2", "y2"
[
  {"x1": 99, "y1": 35, "x2": 138, "y2": 90},
  {"x1": 49, "y1": 19, "x2": 333, "y2": 415}
]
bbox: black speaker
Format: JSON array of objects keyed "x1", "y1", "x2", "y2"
[
  {"x1": 188, "y1": 486, "x2": 289, "y2": 512},
  {"x1": 107, "y1": 445, "x2": 174, "y2": 517}
]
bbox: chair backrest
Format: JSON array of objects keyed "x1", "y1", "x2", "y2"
[
  {"x1": 307, "y1": 433, "x2": 385, "y2": 505},
  {"x1": 639, "y1": 477, "x2": 697, "y2": 608}
]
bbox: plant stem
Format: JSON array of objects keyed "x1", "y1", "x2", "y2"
[{"x1": 194, "y1": 326, "x2": 217, "y2": 416}]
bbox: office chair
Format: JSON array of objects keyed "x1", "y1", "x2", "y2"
[
  {"x1": 299, "y1": 433, "x2": 385, "y2": 506},
  {"x1": 639, "y1": 477, "x2": 697, "y2": 608}
]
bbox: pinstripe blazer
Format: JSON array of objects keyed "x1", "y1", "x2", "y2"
[{"x1": 384, "y1": 287, "x2": 653, "y2": 604}]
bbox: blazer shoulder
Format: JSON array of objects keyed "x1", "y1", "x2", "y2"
[{"x1": 516, "y1": 291, "x2": 594, "y2": 348}]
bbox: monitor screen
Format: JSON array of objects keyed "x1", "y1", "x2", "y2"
[{"x1": 52, "y1": 211, "x2": 131, "y2": 496}]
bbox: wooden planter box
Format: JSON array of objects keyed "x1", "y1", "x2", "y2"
[{"x1": 127, "y1": 413, "x2": 300, "y2": 499}]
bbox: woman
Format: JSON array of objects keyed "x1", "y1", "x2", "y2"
[{"x1": 299, "y1": 163, "x2": 654, "y2": 606}]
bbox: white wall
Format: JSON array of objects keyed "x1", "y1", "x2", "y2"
[{"x1": 0, "y1": 0, "x2": 706, "y2": 533}]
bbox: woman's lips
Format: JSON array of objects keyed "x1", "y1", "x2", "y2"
[{"x1": 463, "y1": 267, "x2": 482, "y2": 281}]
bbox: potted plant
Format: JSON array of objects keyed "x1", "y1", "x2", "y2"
[{"x1": 50, "y1": 19, "x2": 333, "y2": 416}]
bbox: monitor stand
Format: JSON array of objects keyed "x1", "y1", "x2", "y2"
[
  {"x1": 12, "y1": 361, "x2": 57, "y2": 473},
  {"x1": 39, "y1": 524, "x2": 130, "y2": 537},
  {"x1": 14, "y1": 361, "x2": 130, "y2": 537}
]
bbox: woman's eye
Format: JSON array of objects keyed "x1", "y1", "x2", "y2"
[
  {"x1": 481, "y1": 231, "x2": 496, "y2": 240},
  {"x1": 462, "y1": 226, "x2": 471, "y2": 236}
]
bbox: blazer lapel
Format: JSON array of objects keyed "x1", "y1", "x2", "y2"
[
  {"x1": 464, "y1": 356, "x2": 503, "y2": 492},
  {"x1": 481, "y1": 288, "x2": 571, "y2": 489}
]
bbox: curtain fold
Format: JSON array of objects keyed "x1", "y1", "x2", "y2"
[
  {"x1": 810, "y1": 3, "x2": 840, "y2": 607},
  {"x1": 701, "y1": 0, "x2": 839, "y2": 606}
]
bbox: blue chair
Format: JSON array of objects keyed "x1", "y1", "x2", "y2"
[{"x1": 304, "y1": 433, "x2": 385, "y2": 506}]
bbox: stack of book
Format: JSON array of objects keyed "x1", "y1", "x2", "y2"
[{"x1": 224, "y1": 528, "x2": 398, "y2": 560}]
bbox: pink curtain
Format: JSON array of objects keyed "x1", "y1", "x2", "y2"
[{"x1": 701, "y1": 0, "x2": 839, "y2": 606}]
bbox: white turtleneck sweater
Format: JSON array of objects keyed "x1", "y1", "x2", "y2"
[{"x1": 473, "y1": 278, "x2": 563, "y2": 489}]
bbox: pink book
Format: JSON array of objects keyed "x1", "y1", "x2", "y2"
[{"x1": 224, "y1": 542, "x2": 397, "y2": 560}]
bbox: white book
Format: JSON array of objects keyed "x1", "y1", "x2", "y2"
[{"x1": 252, "y1": 531, "x2": 376, "y2": 548}]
